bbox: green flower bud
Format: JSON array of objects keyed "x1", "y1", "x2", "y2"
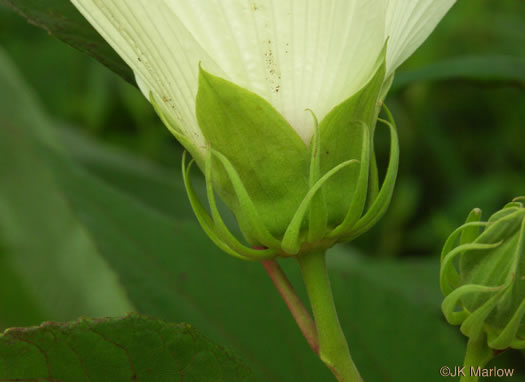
[{"x1": 440, "y1": 198, "x2": 525, "y2": 350}]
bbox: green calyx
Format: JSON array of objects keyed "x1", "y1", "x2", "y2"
[
  {"x1": 440, "y1": 198, "x2": 525, "y2": 350},
  {"x1": 166, "y1": 49, "x2": 399, "y2": 261}
]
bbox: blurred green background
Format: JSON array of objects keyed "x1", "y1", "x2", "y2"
[{"x1": 0, "y1": 1, "x2": 524, "y2": 381}]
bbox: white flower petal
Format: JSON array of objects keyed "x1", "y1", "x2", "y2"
[
  {"x1": 72, "y1": 0, "x2": 389, "y2": 145},
  {"x1": 72, "y1": 1, "x2": 454, "y2": 146},
  {"x1": 138, "y1": 0, "x2": 387, "y2": 143},
  {"x1": 386, "y1": 0, "x2": 456, "y2": 75},
  {"x1": 71, "y1": 0, "x2": 226, "y2": 151}
]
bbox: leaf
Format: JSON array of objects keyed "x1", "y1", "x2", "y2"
[
  {"x1": 58, "y1": 127, "x2": 195, "y2": 220},
  {"x1": 392, "y1": 55, "x2": 525, "y2": 92},
  {"x1": 1, "y1": 0, "x2": 134, "y2": 84},
  {"x1": 0, "y1": 314, "x2": 254, "y2": 381},
  {"x1": 0, "y1": 49, "x2": 133, "y2": 326},
  {"x1": 0, "y1": 244, "x2": 46, "y2": 330}
]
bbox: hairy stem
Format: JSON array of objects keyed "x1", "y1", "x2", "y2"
[
  {"x1": 298, "y1": 250, "x2": 362, "y2": 382},
  {"x1": 262, "y1": 259, "x2": 319, "y2": 353}
]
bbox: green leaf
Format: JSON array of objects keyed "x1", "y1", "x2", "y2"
[
  {"x1": 392, "y1": 55, "x2": 525, "y2": 92},
  {"x1": 0, "y1": 49, "x2": 133, "y2": 326},
  {"x1": 1, "y1": 0, "x2": 134, "y2": 84},
  {"x1": 0, "y1": 314, "x2": 254, "y2": 381},
  {"x1": 58, "y1": 127, "x2": 195, "y2": 221},
  {"x1": 0, "y1": 245, "x2": 46, "y2": 330},
  {"x1": 196, "y1": 67, "x2": 310, "y2": 242}
]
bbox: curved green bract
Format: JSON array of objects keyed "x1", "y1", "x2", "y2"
[
  {"x1": 182, "y1": 152, "x2": 275, "y2": 261},
  {"x1": 210, "y1": 149, "x2": 282, "y2": 250},
  {"x1": 327, "y1": 122, "x2": 370, "y2": 238},
  {"x1": 306, "y1": 110, "x2": 328, "y2": 244},
  {"x1": 182, "y1": 153, "x2": 253, "y2": 261},
  {"x1": 203, "y1": 151, "x2": 277, "y2": 259},
  {"x1": 0, "y1": 314, "x2": 254, "y2": 382},
  {"x1": 460, "y1": 208, "x2": 484, "y2": 246},
  {"x1": 442, "y1": 284, "x2": 501, "y2": 325},
  {"x1": 439, "y1": 220, "x2": 490, "y2": 295},
  {"x1": 489, "y1": 299, "x2": 525, "y2": 349},
  {"x1": 461, "y1": 291, "x2": 505, "y2": 340},
  {"x1": 281, "y1": 159, "x2": 359, "y2": 255},
  {"x1": 440, "y1": 199, "x2": 525, "y2": 350},
  {"x1": 440, "y1": 240, "x2": 502, "y2": 296},
  {"x1": 339, "y1": 106, "x2": 400, "y2": 242}
]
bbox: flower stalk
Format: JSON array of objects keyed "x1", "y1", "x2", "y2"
[
  {"x1": 261, "y1": 259, "x2": 319, "y2": 353},
  {"x1": 298, "y1": 251, "x2": 362, "y2": 382},
  {"x1": 460, "y1": 334, "x2": 494, "y2": 382}
]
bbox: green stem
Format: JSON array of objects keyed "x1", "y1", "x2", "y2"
[
  {"x1": 460, "y1": 335, "x2": 494, "y2": 382},
  {"x1": 261, "y1": 259, "x2": 319, "y2": 353},
  {"x1": 298, "y1": 250, "x2": 362, "y2": 382}
]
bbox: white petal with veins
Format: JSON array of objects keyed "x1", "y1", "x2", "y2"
[
  {"x1": 71, "y1": 0, "x2": 456, "y2": 147},
  {"x1": 385, "y1": 0, "x2": 457, "y2": 75}
]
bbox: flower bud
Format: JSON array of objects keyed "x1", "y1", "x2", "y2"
[{"x1": 440, "y1": 198, "x2": 525, "y2": 350}]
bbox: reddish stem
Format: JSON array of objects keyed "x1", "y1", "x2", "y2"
[{"x1": 261, "y1": 259, "x2": 319, "y2": 354}]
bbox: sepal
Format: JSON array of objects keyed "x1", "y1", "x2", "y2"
[{"x1": 195, "y1": 66, "x2": 310, "y2": 242}]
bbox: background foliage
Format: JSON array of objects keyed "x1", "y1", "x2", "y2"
[{"x1": 0, "y1": 0, "x2": 524, "y2": 380}]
